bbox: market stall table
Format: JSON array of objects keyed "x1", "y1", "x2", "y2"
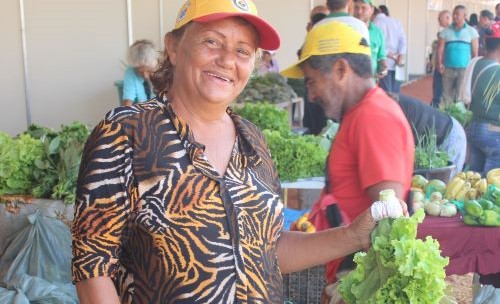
[{"x1": 417, "y1": 214, "x2": 500, "y2": 276}]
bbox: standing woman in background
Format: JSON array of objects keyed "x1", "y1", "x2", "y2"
[{"x1": 121, "y1": 39, "x2": 158, "y2": 106}]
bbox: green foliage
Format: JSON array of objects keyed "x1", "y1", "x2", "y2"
[
  {"x1": 233, "y1": 102, "x2": 291, "y2": 135},
  {"x1": 236, "y1": 73, "x2": 297, "y2": 104},
  {"x1": 235, "y1": 102, "x2": 328, "y2": 181},
  {"x1": 414, "y1": 126, "x2": 449, "y2": 169},
  {"x1": 441, "y1": 102, "x2": 473, "y2": 127},
  {"x1": 339, "y1": 209, "x2": 449, "y2": 303},
  {"x1": 0, "y1": 122, "x2": 91, "y2": 204},
  {"x1": 0, "y1": 133, "x2": 45, "y2": 195},
  {"x1": 262, "y1": 130, "x2": 328, "y2": 182}
]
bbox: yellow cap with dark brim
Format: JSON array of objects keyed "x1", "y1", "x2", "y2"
[
  {"x1": 281, "y1": 21, "x2": 371, "y2": 78},
  {"x1": 175, "y1": 0, "x2": 280, "y2": 50}
]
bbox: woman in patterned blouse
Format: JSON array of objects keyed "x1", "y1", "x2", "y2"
[{"x1": 72, "y1": 0, "x2": 407, "y2": 303}]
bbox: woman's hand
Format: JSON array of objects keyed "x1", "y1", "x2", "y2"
[{"x1": 347, "y1": 199, "x2": 408, "y2": 251}]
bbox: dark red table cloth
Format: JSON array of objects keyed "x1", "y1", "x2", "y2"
[{"x1": 417, "y1": 214, "x2": 500, "y2": 276}]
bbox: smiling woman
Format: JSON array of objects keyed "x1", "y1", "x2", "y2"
[{"x1": 71, "y1": 0, "x2": 407, "y2": 303}]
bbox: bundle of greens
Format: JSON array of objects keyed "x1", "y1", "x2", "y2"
[
  {"x1": 29, "y1": 122, "x2": 91, "y2": 204},
  {"x1": 339, "y1": 209, "x2": 449, "y2": 303},
  {"x1": 236, "y1": 73, "x2": 298, "y2": 104},
  {"x1": 0, "y1": 122, "x2": 91, "y2": 204},
  {"x1": 233, "y1": 102, "x2": 290, "y2": 135},
  {"x1": 0, "y1": 132, "x2": 45, "y2": 195},
  {"x1": 234, "y1": 102, "x2": 328, "y2": 181},
  {"x1": 414, "y1": 127, "x2": 449, "y2": 169},
  {"x1": 441, "y1": 102, "x2": 473, "y2": 127},
  {"x1": 262, "y1": 130, "x2": 327, "y2": 182}
]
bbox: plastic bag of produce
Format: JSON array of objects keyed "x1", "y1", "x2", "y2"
[{"x1": 0, "y1": 211, "x2": 77, "y2": 303}]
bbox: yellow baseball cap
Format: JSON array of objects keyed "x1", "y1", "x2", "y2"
[
  {"x1": 281, "y1": 21, "x2": 371, "y2": 78},
  {"x1": 174, "y1": 0, "x2": 280, "y2": 50}
]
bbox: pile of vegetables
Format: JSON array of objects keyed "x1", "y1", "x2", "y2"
[
  {"x1": 0, "y1": 122, "x2": 91, "y2": 204},
  {"x1": 441, "y1": 102, "x2": 473, "y2": 127},
  {"x1": 462, "y1": 186, "x2": 500, "y2": 227},
  {"x1": 262, "y1": 130, "x2": 327, "y2": 182},
  {"x1": 236, "y1": 73, "x2": 298, "y2": 104},
  {"x1": 339, "y1": 209, "x2": 449, "y2": 303},
  {"x1": 234, "y1": 102, "x2": 328, "y2": 182},
  {"x1": 414, "y1": 127, "x2": 449, "y2": 169}
]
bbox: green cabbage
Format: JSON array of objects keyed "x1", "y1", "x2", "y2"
[{"x1": 339, "y1": 209, "x2": 449, "y2": 303}]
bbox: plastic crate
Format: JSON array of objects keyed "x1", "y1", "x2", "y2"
[{"x1": 283, "y1": 265, "x2": 325, "y2": 304}]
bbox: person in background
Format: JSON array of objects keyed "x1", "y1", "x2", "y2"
[
  {"x1": 467, "y1": 21, "x2": 500, "y2": 177},
  {"x1": 352, "y1": 0, "x2": 387, "y2": 81},
  {"x1": 302, "y1": 5, "x2": 330, "y2": 135},
  {"x1": 71, "y1": 1, "x2": 407, "y2": 303},
  {"x1": 306, "y1": 5, "x2": 330, "y2": 32},
  {"x1": 256, "y1": 50, "x2": 279, "y2": 75},
  {"x1": 282, "y1": 21, "x2": 414, "y2": 300},
  {"x1": 495, "y1": 3, "x2": 500, "y2": 21},
  {"x1": 431, "y1": 10, "x2": 452, "y2": 107},
  {"x1": 478, "y1": 10, "x2": 495, "y2": 56},
  {"x1": 373, "y1": 4, "x2": 407, "y2": 95},
  {"x1": 438, "y1": 5, "x2": 479, "y2": 106},
  {"x1": 317, "y1": 0, "x2": 371, "y2": 44},
  {"x1": 393, "y1": 94, "x2": 466, "y2": 178},
  {"x1": 121, "y1": 39, "x2": 158, "y2": 106},
  {"x1": 469, "y1": 13, "x2": 479, "y2": 28}
]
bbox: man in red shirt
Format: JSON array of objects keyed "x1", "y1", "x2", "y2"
[{"x1": 282, "y1": 20, "x2": 414, "y2": 287}]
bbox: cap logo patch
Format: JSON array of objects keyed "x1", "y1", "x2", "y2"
[
  {"x1": 233, "y1": 0, "x2": 249, "y2": 12},
  {"x1": 177, "y1": 1, "x2": 190, "y2": 23}
]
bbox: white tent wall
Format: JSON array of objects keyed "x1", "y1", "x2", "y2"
[
  {"x1": 1, "y1": 0, "x2": 27, "y2": 136},
  {"x1": 0, "y1": 0, "x2": 497, "y2": 136}
]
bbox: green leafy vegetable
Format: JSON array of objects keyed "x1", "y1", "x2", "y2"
[
  {"x1": 0, "y1": 132, "x2": 45, "y2": 195},
  {"x1": 414, "y1": 126, "x2": 449, "y2": 169},
  {"x1": 233, "y1": 102, "x2": 291, "y2": 135},
  {"x1": 262, "y1": 130, "x2": 327, "y2": 182},
  {"x1": 236, "y1": 73, "x2": 297, "y2": 104},
  {"x1": 339, "y1": 209, "x2": 449, "y2": 303},
  {"x1": 441, "y1": 102, "x2": 473, "y2": 127}
]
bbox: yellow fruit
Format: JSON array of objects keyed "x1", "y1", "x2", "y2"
[
  {"x1": 455, "y1": 182, "x2": 471, "y2": 201},
  {"x1": 457, "y1": 172, "x2": 467, "y2": 179},
  {"x1": 296, "y1": 216, "x2": 309, "y2": 228},
  {"x1": 466, "y1": 188, "x2": 478, "y2": 200},
  {"x1": 445, "y1": 177, "x2": 465, "y2": 199},
  {"x1": 487, "y1": 168, "x2": 500, "y2": 188},
  {"x1": 305, "y1": 225, "x2": 316, "y2": 233},
  {"x1": 466, "y1": 171, "x2": 476, "y2": 181},
  {"x1": 475, "y1": 178, "x2": 488, "y2": 195},
  {"x1": 472, "y1": 172, "x2": 482, "y2": 181},
  {"x1": 300, "y1": 220, "x2": 312, "y2": 231}
]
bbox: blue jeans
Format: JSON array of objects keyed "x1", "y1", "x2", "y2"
[
  {"x1": 467, "y1": 122, "x2": 500, "y2": 176},
  {"x1": 378, "y1": 70, "x2": 401, "y2": 94},
  {"x1": 432, "y1": 70, "x2": 443, "y2": 107}
]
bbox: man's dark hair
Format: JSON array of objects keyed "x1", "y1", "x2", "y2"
[
  {"x1": 305, "y1": 53, "x2": 373, "y2": 79},
  {"x1": 326, "y1": 0, "x2": 348, "y2": 11},
  {"x1": 480, "y1": 9, "x2": 494, "y2": 20},
  {"x1": 454, "y1": 5, "x2": 466, "y2": 12},
  {"x1": 311, "y1": 12, "x2": 327, "y2": 25},
  {"x1": 485, "y1": 37, "x2": 500, "y2": 51},
  {"x1": 379, "y1": 5, "x2": 390, "y2": 16}
]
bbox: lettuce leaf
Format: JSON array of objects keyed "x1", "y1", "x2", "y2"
[{"x1": 339, "y1": 210, "x2": 449, "y2": 303}]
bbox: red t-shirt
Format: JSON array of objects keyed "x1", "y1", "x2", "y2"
[{"x1": 328, "y1": 87, "x2": 414, "y2": 221}]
